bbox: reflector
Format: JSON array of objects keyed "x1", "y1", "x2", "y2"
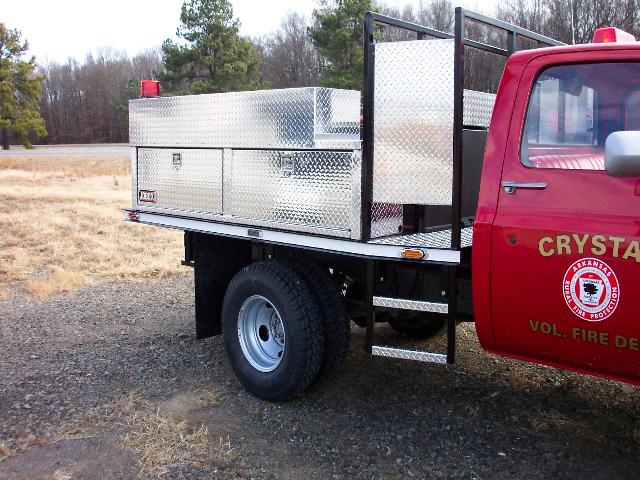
[{"x1": 593, "y1": 27, "x2": 636, "y2": 43}]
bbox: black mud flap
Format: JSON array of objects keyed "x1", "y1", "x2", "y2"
[{"x1": 192, "y1": 232, "x2": 251, "y2": 339}]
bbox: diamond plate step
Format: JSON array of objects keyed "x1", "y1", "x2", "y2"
[
  {"x1": 373, "y1": 296, "x2": 448, "y2": 314},
  {"x1": 371, "y1": 346, "x2": 447, "y2": 364}
]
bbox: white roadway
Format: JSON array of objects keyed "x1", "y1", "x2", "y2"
[{"x1": 0, "y1": 143, "x2": 129, "y2": 157}]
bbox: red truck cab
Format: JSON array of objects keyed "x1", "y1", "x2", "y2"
[{"x1": 474, "y1": 37, "x2": 640, "y2": 385}]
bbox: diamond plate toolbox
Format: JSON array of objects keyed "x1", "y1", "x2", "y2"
[
  {"x1": 129, "y1": 87, "x2": 360, "y2": 150},
  {"x1": 131, "y1": 87, "x2": 363, "y2": 239},
  {"x1": 463, "y1": 90, "x2": 496, "y2": 128}
]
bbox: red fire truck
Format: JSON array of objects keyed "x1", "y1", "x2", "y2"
[{"x1": 126, "y1": 9, "x2": 640, "y2": 400}]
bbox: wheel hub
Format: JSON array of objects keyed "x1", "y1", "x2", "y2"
[{"x1": 238, "y1": 295, "x2": 286, "y2": 372}]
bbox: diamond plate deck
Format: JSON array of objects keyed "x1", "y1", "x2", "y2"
[{"x1": 369, "y1": 226, "x2": 473, "y2": 249}]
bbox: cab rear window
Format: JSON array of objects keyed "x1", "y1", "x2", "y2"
[{"x1": 521, "y1": 62, "x2": 640, "y2": 170}]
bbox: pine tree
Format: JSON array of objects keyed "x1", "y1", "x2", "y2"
[
  {"x1": 160, "y1": 0, "x2": 264, "y2": 94},
  {"x1": 308, "y1": 0, "x2": 374, "y2": 91},
  {"x1": 0, "y1": 24, "x2": 47, "y2": 149}
]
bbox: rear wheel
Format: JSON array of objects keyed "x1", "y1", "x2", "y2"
[
  {"x1": 222, "y1": 261, "x2": 324, "y2": 401},
  {"x1": 281, "y1": 259, "x2": 349, "y2": 384}
]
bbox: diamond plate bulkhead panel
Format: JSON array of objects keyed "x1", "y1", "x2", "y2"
[
  {"x1": 129, "y1": 87, "x2": 361, "y2": 150},
  {"x1": 224, "y1": 150, "x2": 358, "y2": 236},
  {"x1": 136, "y1": 148, "x2": 223, "y2": 217},
  {"x1": 373, "y1": 39, "x2": 455, "y2": 209},
  {"x1": 463, "y1": 90, "x2": 496, "y2": 128}
]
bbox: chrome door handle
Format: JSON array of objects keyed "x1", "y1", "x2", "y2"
[{"x1": 501, "y1": 181, "x2": 548, "y2": 194}]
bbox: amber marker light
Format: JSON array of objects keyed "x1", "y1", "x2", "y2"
[{"x1": 401, "y1": 248, "x2": 425, "y2": 260}]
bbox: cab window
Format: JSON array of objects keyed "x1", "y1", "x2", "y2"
[
  {"x1": 625, "y1": 88, "x2": 640, "y2": 130},
  {"x1": 521, "y1": 62, "x2": 640, "y2": 170}
]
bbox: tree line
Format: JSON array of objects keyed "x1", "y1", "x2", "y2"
[
  {"x1": 39, "y1": 49, "x2": 162, "y2": 144},
  {"x1": 2, "y1": 0, "x2": 639, "y2": 147}
]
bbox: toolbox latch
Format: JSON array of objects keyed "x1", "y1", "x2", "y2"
[{"x1": 280, "y1": 153, "x2": 295, "y2": 177}]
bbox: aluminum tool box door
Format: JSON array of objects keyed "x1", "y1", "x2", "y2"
[
  {"x1": 224, "y1": 150, "x2": 360, "y2": 238},
  {"x1": 135, "y1": 148, "x2": 223, "y2": 217}
]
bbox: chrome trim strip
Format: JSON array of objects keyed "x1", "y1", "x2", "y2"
[
  {"x1": 124, "y1": 210, "x2": 461, "y2": 264},
  {"x1": 373, "y1": 296, "x2": 448, "y2": 313},
  {"x1": 372, "y1": 346, "x2": 448, "y2": 364}
]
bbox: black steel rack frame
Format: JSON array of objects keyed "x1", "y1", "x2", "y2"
[{"x1": 361, "y1": 8, "x2": 564, "y2": 363}]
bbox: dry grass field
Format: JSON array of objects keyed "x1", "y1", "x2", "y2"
[{"x1": 0, "y1": 155, "x2": 184, "y2": 298}]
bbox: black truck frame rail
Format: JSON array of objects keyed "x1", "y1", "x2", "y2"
[{"x1": 360, "y1": 8, "x2": 563, "y2": 363}]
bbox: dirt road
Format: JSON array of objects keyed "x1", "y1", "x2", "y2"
[{"x1": 1, "y1": 273, "x2": 639, "y2": 479}]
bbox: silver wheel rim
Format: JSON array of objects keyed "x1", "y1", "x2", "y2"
[{"x1": 237, "y1": 295, "x2": 286, "y2": 372}]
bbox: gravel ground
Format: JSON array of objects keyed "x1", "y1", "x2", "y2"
[{"x1": 1, "y1": 272, "x2": 639, "y2": 479}]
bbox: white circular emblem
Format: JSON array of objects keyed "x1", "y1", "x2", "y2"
[{"x1": 563, "y1": 258, "x2": 620, "y2": 322}]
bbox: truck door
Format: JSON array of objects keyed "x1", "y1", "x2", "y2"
[{"x1": 490, "y1": 55, "x2": 640, "y2": 383}]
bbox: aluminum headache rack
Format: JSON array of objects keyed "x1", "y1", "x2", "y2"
[
  {"x1": 125, "y1": 8, "x2": 562, "y2": 364},
  {"x1": 360, "y1": 8, "x2": 562, "y2": 364}
]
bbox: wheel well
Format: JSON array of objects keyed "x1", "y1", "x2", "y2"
[{"x1": 190, "y1": 231, "x2": 472, "y2": 340}]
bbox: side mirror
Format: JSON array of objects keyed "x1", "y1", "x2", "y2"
[{"x1": 605, "y1": 131, "x2": 640, "y2": 177}]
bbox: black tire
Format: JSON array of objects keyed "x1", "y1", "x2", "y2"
[
  {"x1": 222, "y1": 261, "x2": 324, "y2": 401},
  {"x1": 281, "y1": 259, "x2": 349, "y2": 384},
  {"x1": 386, "y1": 312, "x2": 446, "y2": 340}
]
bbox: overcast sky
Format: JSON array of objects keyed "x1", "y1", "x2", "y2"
[{"x1": 2, "y1": 0, "x2": 495, "y2": 64}]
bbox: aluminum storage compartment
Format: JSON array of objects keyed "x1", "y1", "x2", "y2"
[
  {"x1": 223, "y1": 150, "x2": 361, "y2": 238},
  {"x1": 134, "y1": 148, "x2": 223, "y2": 218},
  {"x1": 130, "y1": 87, "x2": 363, "y2": 239},
  {"x1": 132, "y1": 148, "x2": 361, "y2": 238},
  {"x1": 129, "y1": 87, "x2": 360, "y2": 150}
]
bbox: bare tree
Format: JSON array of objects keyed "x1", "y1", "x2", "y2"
[
  {"x1": 498, "y1": 0, "x2": 640, "y2": 45},
  {"x1": 39, "y1": 49, "x2": 163, "y2": 144},
  {"x1": 376, "y1": 0, "x2": 454, "y2": 41},
  {"x1": 416, "y1": 0, "x2": 454, "y2": 32},
  {"x1": 259, "y1": 12, "x2": 322, "y2": 88},
  {"x1": 496, "y1": 0, "x2": 548, "y2": 33}
]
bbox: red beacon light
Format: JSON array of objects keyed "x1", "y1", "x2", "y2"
[
  {"x1": 593, "y1": 27, "x2": 636, "y2": 43},
  {"x1": 140, "y1": 80, "x2": 161, "y2": 98}
]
